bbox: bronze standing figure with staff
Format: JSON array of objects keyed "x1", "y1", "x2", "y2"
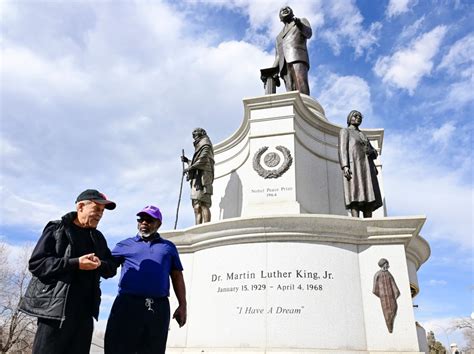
[{"x1": 181, "y1": 128, "x2": 214, "y2": 224}]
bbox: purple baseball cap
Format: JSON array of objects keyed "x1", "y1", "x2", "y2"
[{"x1": 136, "y1": 205, "x2": 162, "y2": 222}]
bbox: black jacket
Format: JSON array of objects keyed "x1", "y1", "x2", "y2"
[{"x1": 19, "y1": 212, "x2": 117, "y2": 323}]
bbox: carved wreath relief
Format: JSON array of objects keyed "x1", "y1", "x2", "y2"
[{"x1": 253, "y1": 146, "x2": 293, "y2": 179}]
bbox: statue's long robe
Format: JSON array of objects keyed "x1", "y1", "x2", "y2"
[
  {"x1": 189, "y1": 136, "x2": 214, "y2": 206},
  {"x1": 373, "y1": 270, "x2": 400, "y2": 333},
  {"x1": 338, "y1": 126, "x2": 383, "y2": 212}
]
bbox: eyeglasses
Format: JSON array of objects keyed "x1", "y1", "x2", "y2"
[{"x1": 137, "y1": 217, "x2": 156, "y2": 224}]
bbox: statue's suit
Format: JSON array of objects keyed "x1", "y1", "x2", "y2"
[{"x1": 273, "y1": 18, "x2": 312, "y2": 95}]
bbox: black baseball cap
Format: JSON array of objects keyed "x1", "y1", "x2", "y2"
[{"x1": 75, "y1": 189, "x2": 116, "y2": 210}]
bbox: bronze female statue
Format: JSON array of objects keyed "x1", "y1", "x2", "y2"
[{"x1": 338, "y1": 110, "x2": 383, "y2": 217}]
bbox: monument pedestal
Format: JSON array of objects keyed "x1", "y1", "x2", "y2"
[
  {"x1": 164, "y1": 215, "x2": 429, "y2": 353},
  {"x1": 212, "y1": 92, "x2": 385, "y2": 220},
  {"x1": 165, "y1": 93, "x2": 429, "y2": 353}
]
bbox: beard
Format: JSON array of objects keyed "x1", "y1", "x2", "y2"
[
  {"x1": 138, "y1": 230, "x2": 155, "y2": 238},
  {"x1": 137, "y1": 222, "x2": 159, "y2": 239}
]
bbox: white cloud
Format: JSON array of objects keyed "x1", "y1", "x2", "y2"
[
  {"x1": 438, "y1": 33, "x2": 474, "y2": 78},
  {"x1": 431, "y1": 121, "x2": 456, "y2": 147},
  {"x1": 196, "y1": 0, "x2": 378, "y2": 57},
  {"x1": 2, "y1": 43, "x2": 90, "y2": 102},
  {"x1": 386, "y1": 0, "x2": 417, "y2": 18},
  {"x1": 136, "y1": 2, "x2": 185, "y2": 43},
  {"x1": 0, "y1": 1, "x2": 275, "y2": 237},
  {"x1": 383, "y1": 125, "x2": 472, "y2": 248},
  {"x1": 200, "y1": 0, "x2": 324, "y2": 45},
  {"x1": 320, "y1": 0, "x2": 382, "y2": 57},
  {"x1": 318, "y1": 74, "x2": 374, "y2": 126},
  {"x1": 0, "y1": 1, "x2": 19, "y2": 27},
  {"x1": 443, "y1": 76, "x2": 474, "y2": 108},
  {"x1": 398, "y1": 16, "x2": 425, "y2": 42},
  {"x1": 374, "y1": 26, "x2": 448, "y2": 94},
  {"x1": 427, "y1": 279, "x2": 448, "y2": 286},
  {"x1": 0, "y1": 187, "x2": 63, "y2": 229},
  {"x1": 434, "y1": 33, "x2": 474, "y2": 110},
  {"x1": 0, "y1": 137, "x2": 20, "y2": 157},
  {"x1": 384, "y1": 161, "x2": 471, "y2": 249},
  {"x1": 427, "y1": 254, "x2": 473, "y2": 267}
]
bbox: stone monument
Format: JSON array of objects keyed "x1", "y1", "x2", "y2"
[
  {"x1": 161, "y1": 8, "x2": 429, "y2": 354},
  {"x1": 161, "y1": 90, "x2": 430, "y2": 353}
]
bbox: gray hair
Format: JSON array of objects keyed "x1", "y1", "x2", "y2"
[{"x1": 76, "y1": 200, "x2": 92, "y2": 207}]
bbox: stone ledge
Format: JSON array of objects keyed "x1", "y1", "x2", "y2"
[{"x1": 162, "y1": 214, "x2": 429, "y2": 267}]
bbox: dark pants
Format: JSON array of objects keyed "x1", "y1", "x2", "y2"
[
  {"x1": 104, "y1": 293, "x2": 170, "y2": 354},
  {"x1": 282, "y1": 61, "x2": 310, "y2": 95},
  {"x1": 32, "y1": 314, "x2": 93, "y2": 354}
]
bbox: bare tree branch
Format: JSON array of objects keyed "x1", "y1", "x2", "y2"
[
  {"x1": 0, "y1": 243, "x2": 36, "y2": 353},
  {"x1": 449, "y1": 317, "x2": 474, "y2": 352}
]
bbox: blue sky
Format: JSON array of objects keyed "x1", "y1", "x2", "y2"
[{"x1": 1, "y1": 0, "x2": 472, "y2": 349}]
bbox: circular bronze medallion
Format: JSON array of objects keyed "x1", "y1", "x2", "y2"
[{"x1": 264, "y1": 152, "x2": 280, "y2": 167}]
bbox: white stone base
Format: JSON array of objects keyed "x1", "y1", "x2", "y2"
[{"x1": 163, "y1": 215, "x2": 430, "y2": 354}]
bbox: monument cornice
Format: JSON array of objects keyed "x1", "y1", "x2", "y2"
[
  {"x1": 406, "y1": 234, "x2": 431, "y2": 269},
  {"x1": 162, "y1": 215, "x2": 429, "y2": 266},
  {"x1": 214, "y1": 92, "x2": 384, "y2": 156}
]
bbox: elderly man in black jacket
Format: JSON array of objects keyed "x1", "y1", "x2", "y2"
[{"x1": 20, "y1": 189, "x2": 117, "y2": 354}]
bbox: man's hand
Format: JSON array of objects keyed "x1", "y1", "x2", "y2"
[
  {"x1": 343, "y1": 166, "x2": 352, "y2": 181},
  {"x1": 90, "y1": 254, "x2": 101, "y2": 267},
  {"x1": 78, "y1": 253, "x2": 101, "y2": 270},
  {"x1": 181, "y1": 156, "x2": 189, "y2": 163},
  {"x1": 173, "y1": 304, "x2": 187, "y2": 327}
]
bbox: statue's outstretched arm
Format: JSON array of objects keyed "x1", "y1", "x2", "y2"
[{"x1": 295, "y1": 17, "x2": 312, "y2": 39}]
